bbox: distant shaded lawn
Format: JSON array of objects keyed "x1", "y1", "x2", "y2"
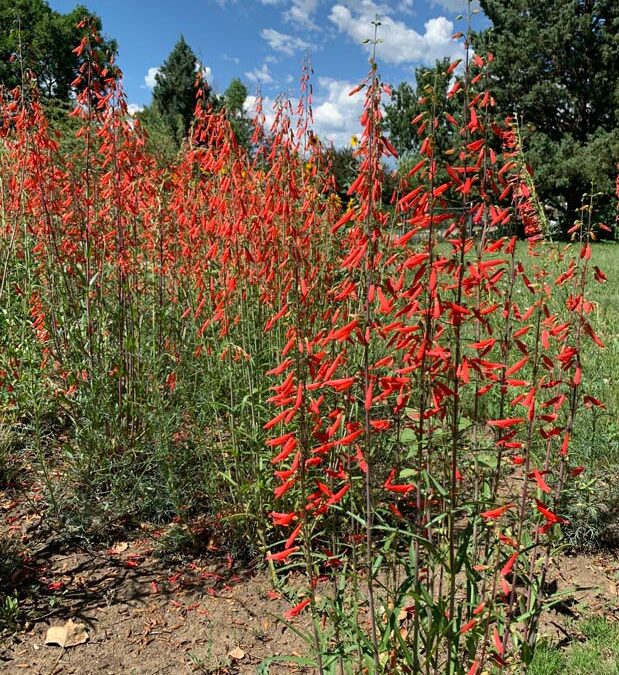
[
  {"x1": 530, "y1": 617, "x2": 619, "y2": 675},
  {"x1": 526, "y1": 243, "x2": 619, "y2": 673}
]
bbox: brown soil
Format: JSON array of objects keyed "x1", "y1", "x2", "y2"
[
  {"x1": 538, "y1": 548, "x2": 619, "y2": 642},
  {"x1": 0, "y1": 481, "x2": 312, "y2": 674},
  {"x1": 2, "y1": 477, "x2": 619, "y2": 675},
  {"x1": 2, "y1": 552, "x2": 309, "y2": 674}
]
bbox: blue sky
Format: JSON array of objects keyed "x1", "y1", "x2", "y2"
[{"x1": 48, "y1": 0, "x2": 486, "y2": 145}]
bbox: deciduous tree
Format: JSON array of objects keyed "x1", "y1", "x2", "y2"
[
  {"x1": 474, "y1": 0, "x2": 619, "y2": 235},
  {"x1": 0, "y1": 0, "x2": 116, "y2": 100}
]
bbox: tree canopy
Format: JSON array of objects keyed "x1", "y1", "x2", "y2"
[
  {"x1": 222, "y1": 77, "x2": 251, "y2": 148},
  {"x1": 0, "y1": 0, "x2": 116, "y2": 100},
  {"x1": 473, "y1": 0, "x2": 619, "y2": 234},
  {"x1": 150, "y1": 36, "x2": 207, "y2": 145},
  {"x1": 142, "y1": 47, "x2": 253, "y2": 156},
  {"x1": 384, "y1": 58, "x2": 458, "y2": 159}
]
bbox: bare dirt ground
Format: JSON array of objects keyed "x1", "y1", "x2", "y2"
[
  {"x1": 1, "y1": 545, "x2": 308, "y2": 675},
  {"x1": 2, "y1": 475, "x2": 619, "y2": 675},
  {"x1": 0, "y1": 473, "x2": 312, "y2": 675}
]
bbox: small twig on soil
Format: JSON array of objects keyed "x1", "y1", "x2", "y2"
[
  {"x1": 47, "y1": 648, "x2": 64, "y2": 675},
  {"x1": 549, "y1": 620, "x2": 573, "y2": 642}
]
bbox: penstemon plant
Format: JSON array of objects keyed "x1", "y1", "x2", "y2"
[
  {"x1": 0, "y1": 13, "x2": 607, "y2": 675},
  {"x1": 263, "y1": 24, "x2": 605, "y2": 675}
]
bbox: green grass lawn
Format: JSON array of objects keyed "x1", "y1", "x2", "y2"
[
  {"x1": 582, "y1": 243, "x2": 619, "y2": 434},
  {"x1": 562, "y1": 243, "x2": 619, "y2": 550},
  {"x1": 530, "y1": 617, "x2": 619, "y2": 675},
  {"x1": 530, "y1": 242, "x2": 619, "y2": 673}
]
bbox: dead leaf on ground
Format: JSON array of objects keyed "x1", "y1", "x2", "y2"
[
  {"x1": 228, "y1": 646, "x2": 246, "y2": 660},
  {"x1": 111, "y1": 541, "x2": 128, "y2": 554},
  {"x1": 45, "y1": 619, "x2": 89, "y2": 648}
]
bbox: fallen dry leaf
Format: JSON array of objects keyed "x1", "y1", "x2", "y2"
[
  {"x1": 228, "y1": 646, "x2": 246, "y2": 660},
  {"x1": 1, "y1": 499, "x2": 18, "y2": 511},
  {"x1": 111, "y1": 541, "x2": 128, "y2": 554},
  {"x1": 45, "y1": 619, "x2": 89, "y2": 648}
]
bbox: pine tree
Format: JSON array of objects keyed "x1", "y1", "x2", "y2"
[
  {"x1": 222, "y1": 78, "x2": 251, "y2": 148},
  {"x1": 151, "y1": 36, "x2": 204, "y2": 144}
]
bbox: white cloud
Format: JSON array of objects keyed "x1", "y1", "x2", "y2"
[
  {"x1": 245, "y1": 63, "x2": 275, "y2": 85},
  {"x1": 244, "y1": 94, "x2": 276, "y2": 131},
  {"x1": 329, "y1": 2, "x2": 464, "y2": 66},
  {"x1": 201, "y1": 65, "x2": 213, "y2": 84},
  {"x1": 284, "y1": 0, "x2": 320, "y2": 30},
  {"x1": 261, "y1": 28, "x2": 311, "y2": 56},
  {"x1": 223, "y1": 54, "x2": 240, "y2": 64},
  {"x1": 259, "y1": 0, "x2": 320, "y2": 30},
  {"x1": 244, "y1": 76, "x2": 363, "y2": 148},
  {"x1": 127, "y1": 103, "x2": 144, "y2": 116},
  {"x1": 313, "y1": 77, "x2": 363, "y2": 146},
  {"x1": 144, "y1": 66, "x2": 160, "y2": 89}
]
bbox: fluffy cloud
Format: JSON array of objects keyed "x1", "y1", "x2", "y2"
[
  {"x1": 144, "y1": 67, "x2": 160, "y2": 89},
  {"x1": 312, "y1": 77, "x2": 363, "y2": 146},
  {"x1": 284, "y1": 0, "x2": 320, "y2": 30},
  {"x1": 244, "y1": 76, "x2": 363, "y2": 147},
  {"x1": 127, "y1": 103, "x2": 144, "y2": 116},
  {"x1": 245, "y1": 63, "x2": 275, "y2": 85},
  {"x1": 201, "y1": 65, "x2": 213, "y2": 84},
  {"x1": 261, "y1": 28, "x2": 311, "y2": 55},
  {"x1": 259, "y1": 0, "x2": 320, "y2": 30},
  {"x1": 329, "y1": 2, "x2": 464, "y2": 66}
]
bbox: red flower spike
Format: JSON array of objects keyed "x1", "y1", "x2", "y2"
[
  {"x1": 529, "y1": 468, "x2": 552, "y2": 494},
  {"x1": 460, "y1": 619, "x2": 478, "y2": 634},
  {"x1": 481, "y1": 503, "x2": 515, "y2": 520},
  {"x1": 284, "y1": 597, "x2": 311, "y2": 620},
  {"x1": 467, "y1": 660, "x2": 480, "y2": 675},
  {"x1": 501, "y1": 552, "x2": 518, "y2": 577},
  {"x1": 267, "y1": 546, "x2": 299, "y2": 562}
]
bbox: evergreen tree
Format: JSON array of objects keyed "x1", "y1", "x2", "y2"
[
  {"x1": 222, "y1": 77, "x2": 251, "y2": 148},
  {"x1": 151, "y1": 36, "x2": 204, "y2": 145},
  {"x1": 474, "y1": 0, "x2": 619, "y2": 235},
  {"x1": 383, "y1": 80, "x2": 417, "y2": 158}
]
